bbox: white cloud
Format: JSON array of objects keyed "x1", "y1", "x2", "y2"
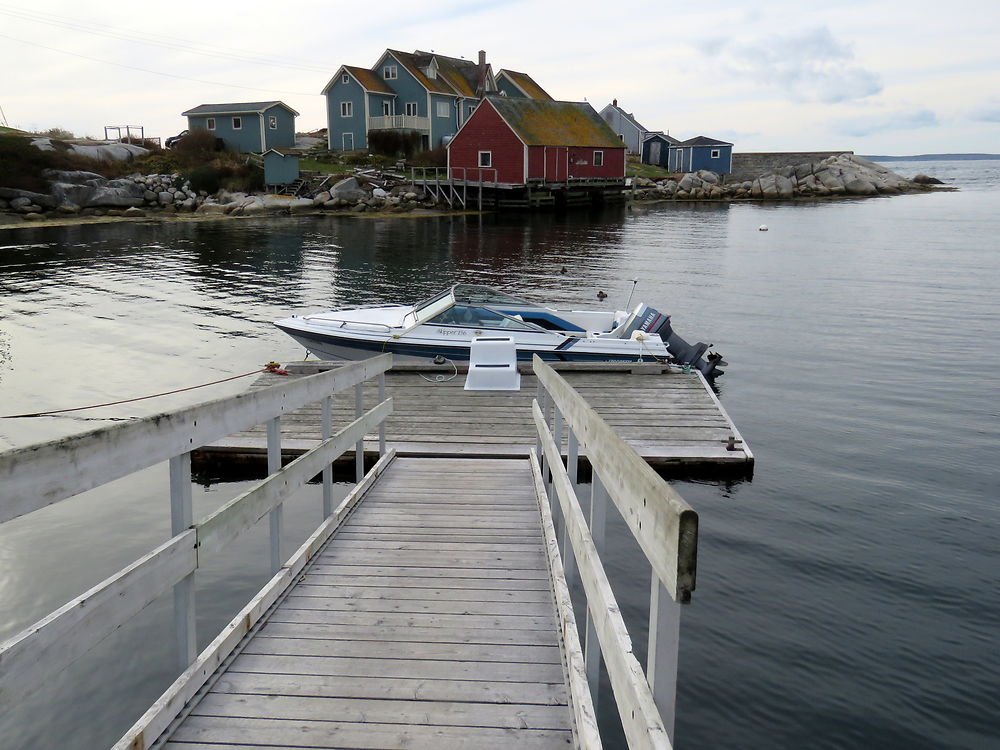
[{"x1": 698, "y1": 26, "x2": 882, "y2": 104}]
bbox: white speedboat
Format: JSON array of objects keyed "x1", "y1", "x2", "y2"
[{"x1": 275, "y1": 284, "x2": 725, "y2": 376}]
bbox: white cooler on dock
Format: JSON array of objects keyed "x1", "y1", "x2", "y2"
[{"x1": 464, "y1": 336, "x2": 521, "y2": 390}]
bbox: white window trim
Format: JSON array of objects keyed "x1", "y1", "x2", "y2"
[
  {"x1": 341, "y1": 101, "x2": 353, "y2": 117},
  {"x1": 384, "y1": 65, "x2": 398, "y2": 80},
  {"x1": 232, "y1": 117, "x2": 242, "y2": 130},
  {"x1": 435, "y1": 100, "x2": 450, "y2": 118},
  {"x1": 594, "y1": 150, "x2": 604, "y2": 167},
  {"x1": 206, "y1": 117, "x2": 216, "y2": 130},
  {"x1": 478, "y1": 151, "x2": 492, "y2": 168},
  {"x1": 710, "y1": 149, "x2": 721, "y2": 158},
  {"x1": 268, "y1": 115, "x2": 277, "y2": 130},
  {"x1": 405, "y1": 102, "x2": 418, "y2": 117},
  {"x1": 382, "y1": 101, "x2": 391, "y2": 115}
]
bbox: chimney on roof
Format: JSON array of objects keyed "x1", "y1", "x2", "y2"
[
  {"x1": 477, "y1": 50, "x2": 487, "y2": 95},
  {"x1": 613, "y1": 98, "x2": 618, "y2": 107}
]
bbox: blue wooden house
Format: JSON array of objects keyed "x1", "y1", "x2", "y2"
[
  {"x1": 641, "y1": 132, "x2": 681, "y2": 168},
  {"x1": 180, "y1": 101, "x2": 298, "y2": 154},
  {"x1": 262, "y1": 148, "x2": 301, "y2": 188},
  {"x1": 671, "y1": 136, "x2": 733, "y2": 174},
  {"x1": 495, "y1": 70, "x2": 553, "y2": 100},
  {"x1": 322, "y1": 49, "x2": 550, "y2": 152}
]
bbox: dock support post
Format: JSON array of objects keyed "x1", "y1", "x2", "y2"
[
  {"x1": 169, "y1": 452, "x2": 196, "y2": 670},
  {"x1": 648, "y1": 579, "x2": 681, "y2": 744},
  {"x1": 267, "y1": 417, "x2": 282, "y2": 573},
  {"x1": 377, "y1": 373, "x2": 387, "y2": 456},
  {"x1": 321, "y1": 396, "x2": 333, "y2": 518},
  {"x1": 584, "y1": 473, "x2": 609, "y2": 707},
  {"x1": 354, "y1": 383, "x2": 364, "y2": 482}
]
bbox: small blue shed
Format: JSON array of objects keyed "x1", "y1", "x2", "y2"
[
  {"x1": 641, "y1": 132, "x2": 681, "y2": 168},
  {"x1": 181, "y1": 101, "x2": 298, "y2": 154},
  {"x1": 671, "y1": 136, "x2": 733, "y2": 175},
  {"x1": 262, "y1": 148, "x2": 301, "y2": 187}
]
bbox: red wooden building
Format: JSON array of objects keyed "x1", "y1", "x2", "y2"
[{"x1": 447, "y1": 96, "x2": 626, "y2": 186}]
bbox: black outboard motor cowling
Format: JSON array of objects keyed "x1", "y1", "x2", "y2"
[{"x1": 627, "y1": 304, "x2": 725, "y2": 377}]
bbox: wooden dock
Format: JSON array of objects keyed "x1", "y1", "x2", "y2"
[
  {"x1": 3, "y1": 354, "x2": 719, "y2": 749},
  {"x1": 162, "y1": 457, "x2": 576, "y2": 749},
  {"x1": 199, "y1": 361, "x2": 752, "y2": 473}
]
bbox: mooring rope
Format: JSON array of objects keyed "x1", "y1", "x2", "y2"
[{"x1": 1, "y1": 364, "x2": 286, "y2": 419}]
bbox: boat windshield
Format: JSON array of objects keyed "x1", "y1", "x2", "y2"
[
  {"x1": 426, "y1": 305, "x2": 541, "y2": 330},
  {"x1": 412, "y1": 285, "x2": 539, "y2": 323}
]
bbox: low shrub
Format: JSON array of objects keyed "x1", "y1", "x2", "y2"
[
  {"x1": 173, "y1": 129, "x2": 224, "y2": 161},
  {"x1": 367, "y1": 129, "x2": 422, "y2": 158},
  {"x1": 0, "y1": 134, "x2": 53, "y2": 191},
  {"x1": 410, "y1": 146, "x2": 447, "y2": 167},
  {"x1": 185, "y1": 165, "x2": 221, "y2": 194}
]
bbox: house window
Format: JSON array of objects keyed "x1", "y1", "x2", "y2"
[
  {"x1": 711, "y1": 149, "x2": 721, "y2": 158},
  {"x1": 268, "y1": 115, "x2": 277, "y2": 130},
  {"x1": 594, "y1": 151, "x2": 604, "y2": 167},
  {"x1": 232, "y1": 117, "x2": 242, "y2": 130},
  {"x1": 342, "y1": 73, "x2": 349, "y2": 84},
  {"x1": 619, "y1": 134, "x2": 625, "y2": 141},
  {"x1": 405, "y1": 102, "x2": 418, "y2": 117},
  {"x1": 479, "y1": 151, "x2": 492, "y2": 167},
  {"x1": 435, "y1": 100, "x2": 450, "y2": 118},
  {"x1": 383, "y1": 65, "x2": 397, "y2": 80},
  {"x1": 382, "y1": 101, "x2": 391, "y2": 115},
  {"x1": 206, "y1": 117, "x2": 216, "y2": 130},
  {"x1": 341, "y1": 101, "x2": 353, "y2": 117},
  {"x1": 468, "y1": 105, "x2": 476, "y2": 117}
]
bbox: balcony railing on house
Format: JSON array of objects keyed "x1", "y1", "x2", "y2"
[{"x1": 368, "y1": 114, "x2": 430, "y2": 132}]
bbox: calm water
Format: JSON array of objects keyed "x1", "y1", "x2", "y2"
[{"x1": 1, "y1": 160, "x2": 998, "y2": 749}]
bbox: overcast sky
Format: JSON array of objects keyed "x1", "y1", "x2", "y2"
[{"x1": 1, "y1": 0, "x2": 997, "y2": 154}]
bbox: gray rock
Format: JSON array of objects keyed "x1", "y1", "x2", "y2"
[
  {"x1": 794, "y1": 162, "x2": 814, "y2": 181},
  {"x1": 696, "y1": 170, "x2": 719, "y2": 185},
  {"x1": 158, "y1": 191, "x2": 174, "y2": 204},
  {"x1": 124, "y1": 207, "x2": 146, "y2": 217},
  {"x1": 312, "y1": 191, "x2": 331, "y2": 205},
  {"x1": 912, "y1": 173, "x2": 943, "y2": 185},
  {"x1": 0, "y1": 188, "x2": 57, "y2": 208},
  {"x1": 844, "y1": 178, "x2": 878, "y2": 196},
  {"x1": 196, "y1": 203, "x2": 227, "y2": 214},
  {"x1": 331, "y1": 177, "x2": 366, "y2": 203},
  {"x1": 677, "y1": 173, "x2": 701, "y2": 192},
  {"x1": 23, "y1": 212, "x2": 44, "y2": 221},
  {"x1": 9, "y1": 197, "x2": 32, "y2": 209},
  {"x1": 775, "y1": 174, "x2": 795, "y2": 199},
  {"x1": 143, "y1": 190, "x2": 157, "y2": 202}
]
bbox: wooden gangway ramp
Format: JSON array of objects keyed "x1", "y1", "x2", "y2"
[
  {"x1": 163, "y1": 457, "x2": 576, "y2": 749},
  {"x1": 2, "y1": 353, "x2": 702, "y2": 749},
  {"x1": 200, "y1": 361, "x2": 752, "y2": 473}
]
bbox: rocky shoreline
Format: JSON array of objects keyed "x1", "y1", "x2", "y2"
[
  {"x1": 0, "y1": 153, "x2": 945, "y2": 228},
  {"x1": 631, "y1": 153, "x2": 944, "y2": 201}
]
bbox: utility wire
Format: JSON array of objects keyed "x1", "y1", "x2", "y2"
[
  {"x1": 0, "y1": 32, "x2": 318, "y2": 96},
  {"x1": 0, "y1": 4, "x2": 332, "y2": 73}
]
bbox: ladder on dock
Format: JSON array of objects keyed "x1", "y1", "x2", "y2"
[{"x1": 0, "y1": 354, "x2": 698, "y2": 749}]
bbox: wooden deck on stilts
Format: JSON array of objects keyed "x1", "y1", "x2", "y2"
[
  {"x1": 161, "y1": 457, "x2": 575, "y2": 749},
  {"x1": 198, "y1": 362, "x2": 753, "y2": 473}
]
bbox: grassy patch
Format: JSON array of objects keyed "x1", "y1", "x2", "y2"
[{"x1": 626, "y1": 161, "x2": 676, "y2": 180}]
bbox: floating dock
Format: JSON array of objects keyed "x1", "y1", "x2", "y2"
[{"x1": 197, "y1": 361, "x2": 753, "y2": 475}]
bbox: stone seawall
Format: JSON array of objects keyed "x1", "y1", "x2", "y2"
[{"x1": 729, "y1": 151, "x2": 853, "y2": 182}]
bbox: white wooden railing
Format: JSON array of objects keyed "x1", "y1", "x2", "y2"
[
  {"x1": 368, "y1": 114, "x2": 430, "y2": 132},
  {"x1": 0, "y1": 354, "x2": 395, "y2": 747},
  {"x1": 531, "y1": 355, "x2": 698, "y2": 749}
]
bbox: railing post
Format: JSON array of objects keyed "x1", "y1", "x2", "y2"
[
  {"x1": 267, "y1": 417, "x2": 282, "y2": 573},
  {"x1": 648, "y1": 579, "x2": 681, "y2": 744},
  {"x1": 535, "y1": 384, "x2": 547, "y2": 477},
  {"x1": 584, "y1": 473, "x2": 609, "y2": 707},
  {"x1": 563, "y1": 428, "x2": 579, "y2": 586},
  {"x1": 354, "y1": 383, "x2": 364, "y2": 482},
  {"x1": 321, "y1": 395, "x2": 333, "y2": 518},
  {"x1": 551, "y1": 407, "x2": 564, "y2": 527},
  {"x1": 169, "y1": 452, "x2": 196, "y2": 670},
  {"x1": 377, "y1": 373, "x2": 387, "y2": 456}
]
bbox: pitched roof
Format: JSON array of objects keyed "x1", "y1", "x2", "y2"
[
  {"x1": 643, "y1": 131, "x2": 681, "y2": 145},
  {"x1": 344, "y1": 66, "x2": 395, "y2": 94},
  {"x1": 496, "y1": 70, "x2": 553, "y2": 100},
  {"x1": 679, "y1": 135, "x2": 733, "y2": 147},
  {"x1": 484, "y1": 97, "x2": 624, "y2": 148},
  {"x1": 602, "y1": 102, "x2": 647, "y2": 133},
  {"x1": 385, "y1": 49, "x2": 455, "y2": 95},
  {"x1": 181, "y1": 101, "x2": 298, "y2": 116}
]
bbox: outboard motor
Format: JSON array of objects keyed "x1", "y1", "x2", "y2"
[{"x1": 623, "y1": 304, "x2": 726, "y2": 377}]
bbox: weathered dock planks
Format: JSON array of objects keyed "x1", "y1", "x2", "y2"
[
  {"x1": 198, "y1": 362, "x2": 752, "y2": 472},
  {"x1": 160, "y1": 457, "x2": 579, "y2": 749}
]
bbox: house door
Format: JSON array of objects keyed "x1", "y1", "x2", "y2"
[
  {"x1": 649, "y1": 141, "x2": 661, "y2": 165},
  {"x1": 545, "y1": 147, "x2": 567, "y2": 182},
  {"x1": 342, "y1": 132, "x2": 354, "y2": 151}
]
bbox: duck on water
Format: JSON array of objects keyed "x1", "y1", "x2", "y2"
[{"x1": 275, "y1": 283, "x2": 726, "y2": 377}]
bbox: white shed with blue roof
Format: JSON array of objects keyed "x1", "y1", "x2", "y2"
[{"x1": 181, "y1": 101, "x2": 298, "y2": 154}]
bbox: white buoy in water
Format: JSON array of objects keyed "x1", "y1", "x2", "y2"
[{"x1": 758, "y1": 224, "x2": 769, "y2": 232}]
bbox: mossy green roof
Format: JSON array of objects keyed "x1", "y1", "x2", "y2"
[{"x1": 487, "y1": 97, "x2": 623, "y2": 148}]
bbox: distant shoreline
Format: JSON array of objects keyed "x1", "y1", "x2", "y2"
[{"x1": 863, "y1": 153, "x2": 1000, "y2": 161}]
